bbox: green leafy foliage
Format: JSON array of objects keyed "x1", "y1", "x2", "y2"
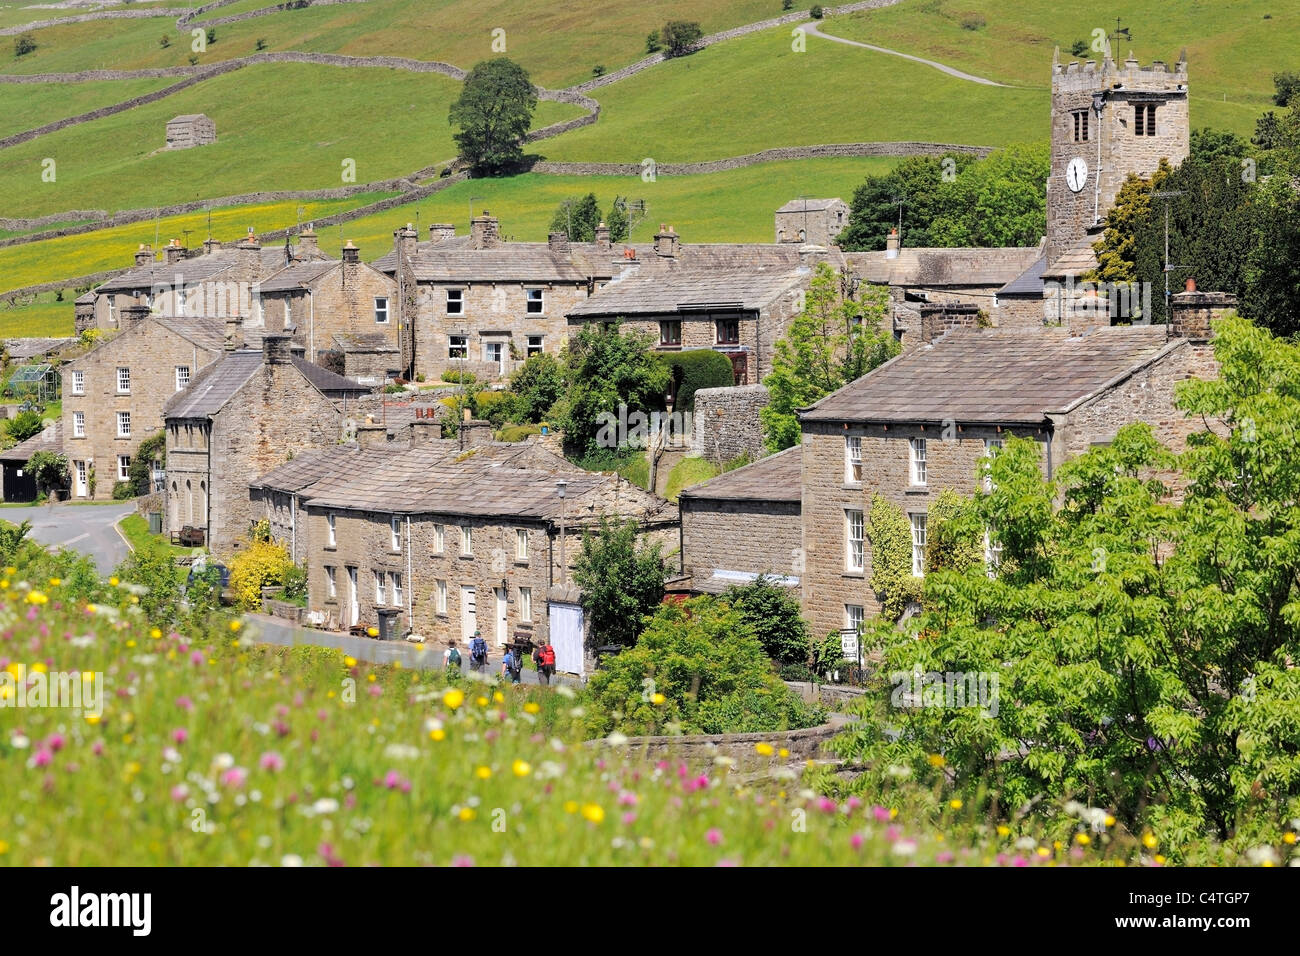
[
  {"x1": 0, "y1": 519, "x2": 32, "y2": 566},
  {"x1": 5, "y1": 410, "x2": 43, "y2": 445},
  {"x1": 27, "y1": 451, "x2": 68, "y2": 496},
  {"x1": 866, "y1": 493, "x2": 921, "y2": 621},
  {"x1": 660, "y1": 348, "x2": 734, "y2": 412},
  {"x1": 548, "y1": 192, "x2": 602, "y2": 241},
  {"x1": 725, "y1": 574, "x2": 810, "y2": 667},
  {"x1": 115, "y1": 546, "x2": 183, "y2": 628},
  {"x1": 660, "y1": 20, "x2": 703, "y2": 58},
  {"x1": 924, "y1": 488, "x2": 982, "y2": 578},
  {"x1": 126, "y1": 430, "x2": 165, "y2": 496},
  {"x1": 507, "y1": 352, "x2": 565, "y2": 423},
  {"x1": 448, "y1": 58, "x2": 538, "y2": 175},
  {"x1": 572, "y1": 516, "x2": 666, "y2": 648}
]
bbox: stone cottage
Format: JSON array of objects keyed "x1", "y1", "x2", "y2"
[
  {"x1": 161, "y1": 334, "x2": 369, "y2": 553},
  {"x1": 775, "y1": 198, "x2": 850, "y2": 247},
  {"x1": 795, "y1": 290, "x2": 1230, "y2": 638}
]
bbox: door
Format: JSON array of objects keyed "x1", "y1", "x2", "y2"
[
  {"x1": 461, "y1": 586, "x2": 477, "y2": 639},
  {"x1": 495, "y1": 587, "x2": 508, "y2": 646},
  {"x1": 346, "y1": 566, "x2": 358, "y2": 626},
  {"x1": 548, "y1": 602, "x2": 584, "y2": 676},
  {"x1": 75, "y1": 461, "x2": 88, "y2": 498}
]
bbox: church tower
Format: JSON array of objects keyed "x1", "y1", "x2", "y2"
[{"x1": 1045, "y1": 46, "x2": 1189, "y2": 268}]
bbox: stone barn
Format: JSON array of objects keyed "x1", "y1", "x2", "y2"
[
  {"x1": 166, "y1": 114, "x2": 217, "y2": 150},
  {"x1": 775, "y1": 198, "x2": 849, "y2": 247}
]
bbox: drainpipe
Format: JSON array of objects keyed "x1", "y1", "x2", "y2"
[
  {"x1": 405, "y1": 515, "x2": 413, "y2": 631},
  {"x1": 307, "y1": 289, "x2": 315, "y2": 358},
  {"x1": 290, "y1": 493, "x2": 297, "y2": 563}
]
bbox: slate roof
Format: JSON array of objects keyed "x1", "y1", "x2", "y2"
[
  {"x1": 1043, "y1": 235, "x2": 1100, "y2": 280},
  {"x1": 569, "y1": 268, "x2": 807, "y2": 317},
  {"x1": 847, "y1": 246, "x2": 1042, "y2": 287},
  {"x1": 801, "y1": 325, "x2": 1177, "y2": 426},
  {"x1": 776, "y1": 198, "x2": 843, "y2": 213},
  {"x1": 678, "y1": 446, "x2": 802, "y2": 504},
  {"x1": 162, "y1": 351, "x2": 366, "y2": 418},
  {"x1": 153, "y1": 316, "x2": 228, "y2": 352},
  {"x1": 0, "y1": 420, "x2": 62, "y2": 461},
  {"x1": 293, "y1": 357, "x2": 371, "y2": 396},
  {"x1": 97, "y1": 245, "x2": 320, "y2": 293},
  {"x1": 258, "y1": 260, "x2": 339, "y2": 293},
  {"x1": 4, "y1": 338, "x2": 74, "y2": 360},
  {"x1": 332, "y1": 331, "x2": 399, "y2": 352},
  {"x1": 998, "y1": 253, "x2": 1048, "y2": 297}
]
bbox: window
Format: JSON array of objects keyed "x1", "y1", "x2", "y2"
[
  {"x1": 519, "y1": 586, "x2": 532, "y2": 623},
  {"x1": 909, "y1": 438, "x2": 926, "y2": 485},
  {"x1": 461, "y1": 526, "x2": 472, "y2": 556},
  {"x1": 526, "y1": 335, "x2": 544, "y2": 358},
  {"x1": 433, "y1": 524, "x2": 445, "y2": 553},
  {"x1": 845, "y1": 604, "x2": 864, "y2": 635},
  {"x1": 911, "y1": 514, "x2": 927, "y2": 577},
  {"x1": 846, "y1": 509, "x2": 864, "y2": 572},
  {"x1": 983, "y1": 438, "x2": 1003, "y2": 492},
  {"x1": 526, "y1": 289, "x2": 544, "y2": 314},
  {"x1": 283, "y1": 300, "x2": 291, "y2": 328},
  {"x1": 72, "y1": 411, "x2": 85, "y2": 438},
  {"x1": 659, "y1": 320, "x2": 682, "y2": 346},
  {"x1": 117, "y1": 455, "x2": 131, "y2": 482},
  {"x1": 390, "y1": 572, "x2": 403, "y2": 607},
  {"x1": 484, "y1": 341, "x2": 504, "y2": 368},
  {"x1": 374, "y1": 297, "x2": 389, "y2": 324},
  {"x1": 1072, "y1": 109, "x2": 1089, "y2": 142},
  {"x1": 435, "y1": 579, "x2": 447, "y2": 613},
  {"x1": 516, "y1": 528, "x2": 528, "y2": 561},
  {"x1": 175, "y1": 366, "x2": 191, "y2": 391},
  {"x1": 326, "y1": 566, "x2": 337, "y2": 599},
  {"x1": 983, "y1": 527, "x2": 1003, "y2": 577},
  {"x1": 117, "y1": 367, "x2": 130, "y2": 394},
  {"x1": 716, "y1": 318, "x2": 740, "y2": 345},
  {"x1": 845, "y1": 436, "x2": 862, "y2": 483},
  {"x1": 375, "y1": 570, "x2": 385, "y2": 605},
  {"x1": 1135, "y1": 103, "x2": 1157, "y2": 136},
  {"x1": 448, "y1": 335, "x2": 468, "y2": 360},
  {"x1": 446, "y1": 289, "x2": 464, "y2": 315},
  {"x1": 117, "y1": 411, "x2": 131, "y2": 438},
  {"x1": 390, "y1": 516, "x2": 401, "y2": 551},
  {"x1": 71, "y1": 370, "x2": 84, "y2": 395},
  {"x1": 327, "y1": 513, "x2": 336, "y2": 548}
]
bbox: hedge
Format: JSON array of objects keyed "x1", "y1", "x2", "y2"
[{"x1": 660, "y1": 349, "x2": 735, "y2": 412}]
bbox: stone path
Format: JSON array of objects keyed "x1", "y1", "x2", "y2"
[{"x1": 803, "y1": 20, "x2": 1009, "y2": 87}]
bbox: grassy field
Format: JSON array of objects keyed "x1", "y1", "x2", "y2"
[
  {"x1": 0, "y1": 77, "x2": 175, "y2": 139},
  {"x1": 0, "y1": 0, "x2": 784, "y2": 88},
  {"x1": 0, "y1": 62, "x2": 581, "y2": 218},
  {"x1": 824, "y1": 0, "x2": 1288, "y2": 137},
  {"x1": 541, "y1": 25, "x2": 1043, "y2": 162},
  {"x1": 664, "y1": 456, "x2": 720, "y2": 502},
  {"x1": 118, "y1": 512, "x2": 197, "y2": 564},
  {"x1": 0, "y1": 295, "x2": 72, "y2": 337}
]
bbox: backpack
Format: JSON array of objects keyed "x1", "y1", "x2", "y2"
[
  {"x1": 506, "y1": 653, "x2": 521, "y2": 680},
  {"x1": 447, "y1": 647, "x2": 461, "y2": 668},
  {"x1": 541, "y1": 645, "x2": 555, "y2": 668},
  {"x1": 470, "y1": 637, "x2": 487, "y2": 663}
]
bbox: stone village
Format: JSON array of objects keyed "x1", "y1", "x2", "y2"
[{"x1": 2, "y1": 47, "x2": 1229, "y2": 676}]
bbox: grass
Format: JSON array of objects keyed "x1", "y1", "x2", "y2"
[
  {"x1": 619, "y1": 453, "x2": 650, "y2": 490},
  {"x1": 664, "y1": 456, "x2": 720, "y2": 502},
  {"x1": 118, "y1": 511, "x2": 197, "y2": 563},
  {"x1": 0, "y1": 62, "x2": 582, "y2": 218},
  {"x1": 823, "y1": 0, "x2": 1289, "y2": 137},
  {"x1": 0, "y1": 77, "x2": 175, "y2": 139},
  {"x1": 0, "y1": 295, "x2": 72, "y2": 337}
]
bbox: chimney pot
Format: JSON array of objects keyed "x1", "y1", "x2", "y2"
[
  {"x1": 134, "y1": 244, "x2": 155, "y2": 267},
  {"x1": 1184, "y1": 277, "x2": 1197, "y2": 292},
  {"x1": 886, "y1": 228, "x2": 900, "y2": 260},
  {"x1": 342, "y1": 240, "x2": 361, "y2": 264},
  {"x1": 263, "y1": 333, "x2": 291, "y2": 365}
]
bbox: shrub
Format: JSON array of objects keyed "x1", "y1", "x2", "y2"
[
  {"x1": 205, "y1": 28, "x2": 216, "y2": 45},
  {"x1": 14, "y1": 33, "x2": 36, "y2": 57},
  {"x1": 111, "y1": 481, "x2": 135, "y2": 500},
  {"x1": 661, "y1": 20, "x2": 703, "y2": 57},
  {"x1": 28, "y1": 451, "x2": 68, "y2": 498},
  {"x1": 508, "y1": 352, "x2": 565, "y2": 423},
  {"x1": 661, "y1": 349, "x2": 735, "y2": 413},
  {"x1": 810, "y1": 5, "x2": 824, "y2": 19},
  {"x1": 255, "y1": 37, "x2": 268, "y2": 51},
  {"x1": 127, "y1": 431, "x2": 165, "y2": 496},
  {"x1": 867, "y1": 493, "x2": 921, "y2": 621},
  {"x1": 497, "y1": 423, "x2": 542, "y2": 442},
  {"x1": 725, "y1": 574, "x2": 811, "y2": 667},
  {"x1": 592, "y1": 64, "x2": 606, "y2": 77},
  {"x1": 159, "y1": 34, "x2": 170, "y2": 49},
  {"x1": 227, "y1": 540, "x2": 295, "y2": 611},
  {"x1": 472, "y1": 390, "x2": 513, "y2": 427},
  {"x1": 115, "y1": 547, "x2": 182, "y2": 627},
  {"x1": 782, "y1": 0, "x2": 794, "y2": 9},
  {"x1": 383, "y1": 384, "x2": 406, "y2": 394},
  {"x1": 645, "y1": 30, "x2": 661, "y2": 54},
  {"x1": 5, "y1": 410, "x2": 43, "y2": 444},
  {"x1": 572, "y1": 516, "x2": 666, "y2": 648},
  {"x1": 1274, "y1": 70, "x2": 1300, "y2": 107},
  {"x1": 960, "y1": 13, "x2": 986, "y2": 30},
  {"x1": 1069, "y1": 38, "x2": 1088, "y2": 56},
  {"x1": 0, "y1": 519, "x2": 32, "y2": 566},
  {"x1": 440, "y1": 369, "x2": 477, "y2": 385}
]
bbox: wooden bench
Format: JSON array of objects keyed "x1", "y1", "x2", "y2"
[{"x1": 170, "y1": 525, "x2": 206, "y2": 547}]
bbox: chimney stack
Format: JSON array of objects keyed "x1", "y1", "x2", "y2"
[
  {"x1": 919, "y1": 302, "x2": 980, "y2": 344},
  {"x1": 356, "y1": 418, "x2": 388, "y2": 449},
  {"x1": 408, "y1": 415, "x2": 442, "y2": 447},
  {"x1": 428, "y1": 223, "x2": 456, "y2": 243},
  {"x1": 460, "y1": 419, "x2": 493, "y2": 450},
  {"x1": 595, "y1": 221, "x2": 611, "y2": 252},
  {"x1": 223, "y1": 316, "x2": 243, "y2": 351},
  {"x1": 202, "y1": 238, "x2": 222, "y2": 256},
  {"x1": 263, "y1": 333, "x2": 292, "y2": 365},
  {"x1": 134, "y1": 244, "x2": 154, "y2": 268},
  {"x1": 886, "y1": 228, "x2": 900, "y2": 260},
  {"x1": 392, "y1": 224, "x2": 417, "y2": 262},
  {"x1": 1169, "y1": 284, "x2": 1237, "y2": 343},
  {"x1": 164, "y1": 238, "x2": 186, "y2": 265},
  {"x1": 469, "y1": 210, "x2": 500, "y2": 250},
  {"x1": 236, "y1": 229, "x2": 262, "y2": 276},
  {"x1": 653, "y1": 224, "x2": 679, "y2": 258},
  {"x1": 297, "y1": 225, "x2": 318, "y2": 260},
  {"x1": 121, "y1": 303, "x2": 151, "y2": 326},
  {"x1": 548, "y1": 231, "x2": 570, "y2": 254},
  {"x1": 342, "y1": 240, "x2": 361, "y2": 265}
]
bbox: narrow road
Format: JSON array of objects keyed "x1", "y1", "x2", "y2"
[
  {"x1": 1, "y1": 501, "x2": 134, "y2": 573},
  {"x1": 804, "y1": 21, "x2": 1010, "y2": 87}
]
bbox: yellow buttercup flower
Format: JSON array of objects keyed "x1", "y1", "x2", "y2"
[
  {"x1": 512, "y1": 759, "x2": 531, "y2": 777},
  {"x1": 84, "y1": 714, "x2": 100, "y2": 725},
  {"x1": 429, "y1": 728, "x2": 446, "y2": 741},
  {"x1": 563, "y1": 800, "x2": 578, "y2": 814},
  {"x1": 949, "y1": 799, "x2": 963, "y2": 810},
  {"x1": 581, "y1": 803, "x2": 605, "y2": 824},
  {"x1": 344, "y1": 656, "x2": 357, "y2": 668},
  {"x1": 1154, "y1": 854, "x2": 1167, "y2": 864},
  {"x1": 229, "y1": 620, "x2": 242, "y2": 632},
  {"x1": 493, "y1": 692, "x2": 505, "y2": 704},
  {"x1": 778, "y1": 748, "x2": 789, "y2": 758},
  {"x1": 475, "y1": 766, "x2": 492, "y2": 780},
  {"x1": 928, "y1": 754, "x2": 945, "y2": 768},
  {"x1": 996, "y1": 825, "x2": 1011, "y2": 837},
  {"x1": 31, "y1": 662, "x2": 47, "y2": 675},
  {"x1": 443, "y1": 688, "x2": 465, "y2": 710},
  {"x1": 1036, "y1": 846, "x2": 1051, "y2": 858},
  {"x1": 1284, "y1": 832, "x2": 1297, "y2": 845},
  {"x1": 150, "y1": 628, "x2": 162, "y2": 639},
  {"x1": 523, "y1": 702, "x2": 540, "y2": 715},
  {"x1": 48, "y1": 578, "x2": 61, "y2": 586},
  {"x1": 1142, "y1": 832, "x2": 1158, "y2": 849},
  {"x1": 366, "y1": 627, "x2": 379, "y2": 638},
  {"x1": 109, "y1": 576, "x2": 120, "y2": 587},
  {"x1": 1075, "y1": 833, "x2": 1091, "y2": 846},
  {"x1": 367, "y1": 674, "x2": 376, "y2": 683},
  {"x1": 651, "y1": 692, "x2": 666, "y2": 706},
  {"x1": 26, "y1": 592, "x2": 48, "y2": 605},
  {"x1": 86, "y1": 603, "x2": 97, "y2": 614},
  {"x1": 476, "y1": 696, "x2": 489, "y2": 707},
  {"x1": 125, "y1": 640, "x2": 135, "y2": 648},
  {"x1": 458, "y1": 807, "x2": 477, "y2": 822},
  {"x1": 755, "y1": 742, "x2": 774, "y2": 757},
  {"x1": 1104, "y1": 814, "x2": 1116, "y2": 828}
]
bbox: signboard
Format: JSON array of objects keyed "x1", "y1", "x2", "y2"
[{"x1": 840, "y1": 629, "x2": 859, "y2": 662}]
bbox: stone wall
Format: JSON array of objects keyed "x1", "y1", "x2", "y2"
[
  {"x1": 681, "y1": 497, "x2": 800, "y2": 581},
  {"x1": 588, "y1": 719, "x2": 842, "y2": 769},
  {"x1": 691, "y1": 384, "x2": 770, "y2": 463}
]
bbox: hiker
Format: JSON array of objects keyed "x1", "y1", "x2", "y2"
[
  {"x1": 533, "y1": 640, "x2": 556, "y2": 686},
  {"x1": 443, "y1": 639, "x2": 462, "y2": 674},
  {"x1": 469, "y1": 630, "x2": 489, "y2": 673},
  {"x1": 501, "y1": 645, "x2": 522, "y2": 685}
]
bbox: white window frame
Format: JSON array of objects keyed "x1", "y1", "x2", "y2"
[
  {"x1": 911, "y1": 513, "x2": 927, "y2": 577},
  {"x1": 117, "y1": 367, "x2": 131, "y2": 394},
  {"x1": 845, "y1": 435, "x2": 862, "y2": 484},
  {"x1": 519, "y1": 586, "x2": 532, "y2": 623},
  {"x1": 515, "y1": 528, "x2": 528, "y2": 561},
  {"x1": 71, "y1": 370, "x2": 85, "y2": 395},
  {"x1": 845, "y1": 604, "x2": 864, "y2": 635},
  {"x1": 448, "y1": 334, "x2": 468, "y2": 360},
  {"x1": 72, "y1": 411, "x2": 85, "y2": 438},
  {"x1": 526, "y1": 288, "x2": 544, "y2": 315},
  {"x1": 374, "y1": 570, "x2": 384, "y2": 606},
  {"x1": 327, "y1": 512, "x2": 336, "y2": 548},
  {"x1": 374, "y1": 297, "x2": 389, "y2": 324},
  {"x1": 117, "y1": 411, "x2": 131, "y2": 438},
  {"x1": 390, "y1": 515, "x2": 401, "y2": 551},
  {"x1": 460, "y1": 525, "x2": 473, "y2": 556},
  {"x1": 326, "y1": 566, "x2": 337, "y2": 599},
  {"x1": 433, "y1": 523, "x2": 445, "y2": 553},
  {"x1": 846, "y1": 509, "x2": 864, "y2": 573},
  {"x1": 526, "y1": 335, "x2": 543, "y2": 358},
  {"x1": 175, "y1": 366, "x2": 191, "y2": 391},
  {"x1": 390, "y1": 572, "x2": 403, "y2": 607},
  {"x1": 446, "y1": 289, "x2": 464, "y2": 315},
  {"x1": 909, "y1": 437, "x2": 926, "y2": 486},
  {"x1": 117, "y1": 455, "x2": 131, "y2": 482},
  {"x1": 435, "y1": 579, "x2": 447, "y2": 613},
  {"x1": 983, "y1": 438, "x2": 1003, "y2": 492}
]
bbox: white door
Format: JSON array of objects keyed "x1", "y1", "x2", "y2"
[
  {"x1": 347, "y1": 567, "x2": 358, "y2": 626},
  {"x1": 548, "y1": 602, "x2": 584, "y2": 675},
  {"x1": 74, "y1": 461, "x2": 87, "y2": 498},
  {"x1": 496, "y1": 587, "x2": 508, "y2": 645},
  {"x1": 461, "y1": 586, "x2": 477, "y2": 640}
]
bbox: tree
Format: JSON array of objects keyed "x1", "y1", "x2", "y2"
[
  {"x1": 725, "y1": 575, "x2": 810, "y2": 667},
  {"x1": 14, "y1": 33, "x2": 36, "y2": 57},
  {"x1": 548, "y1": 192, "x2": 602, "y2": 241},
  {"x1": 1088, "y1": 163, "x2": 1168, "y2": 284},
  {"x1": 5, "y1": 410, "x2": 44, "y2": 445},
  {"x1": 1242, "y1": 174, "x2": 1300, "y2": 337},
  {"x1": 448, "y1": 58, "x2": 538, "y2": 176},
  {"x1": 572, "y1": 516, "x2": 667, "y2": 648},
  {"x1": 1190, "y1": 126, "x2": 1252, "y2": 166},
  {"x1": 761, "y1": 262, "x2": 897, "y2": 451},
  {"x1": 661, "y1": 20, "x2": 703, "y2": 57},
  {"x1": 1274, "y1": 70, "x2": 1300, "y2": 107},
  {"x1": 606, "y1": 198, "x2": 630, "y2": 243},
  {"x1": 833, "y1": 317, "x2": 1300, "y2": 843},
  {"x1": 507, "y1": 352, "x2": 565, "y2": 423}
]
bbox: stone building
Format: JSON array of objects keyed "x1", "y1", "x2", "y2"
[
  {"x1": 691, "y1": 384, "x2": 771, "y2": 464},
  {"x1": 775, "y1": 198, "x2": 850, "y2": 247},
  {"x1": 674, "y1": 445, "x2": 801, "y2": 596},
  {"x1": 165, "y1": 114, "x2": 216, "y2": 150},
  {"x1": 795, "y1": 290, "x2": 1228, "y2": 638},
  {"x1": 0, "y1": 421, "x2": 63, "y2": 502},
  {"x1": 62, "y1": 312, "x2": 253, "y2": 500},
  {"x1": 251, "y1": 424, "x2": 677, "y2": 676},
  {"x1": 161, "y1": 335, "x2": 369, "y2": 553},
  {"x1": 256, "y1": 233, "x2": 399, "y2": 385}
]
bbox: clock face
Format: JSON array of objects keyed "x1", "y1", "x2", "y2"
[{"x1": 1066, "y1": 156, "x2": 1088, "y2": 193}]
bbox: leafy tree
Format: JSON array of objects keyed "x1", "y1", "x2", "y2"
[
  {"x1": 838, "y1": 154, "x2": 967, "y2": 250},
  {"x1": 761, "y1": 262, "x2": 897, "y2": 450},
  {"x1": 572, "y1": 516, "x2": 667, "y2": 648},
  {"x1": 605, "y1": 197, "x2": 630, "y2": 243},
  {"x1": 507, "y1": 352, "x2": 565, "y2": 423},
  {"x1": 660, "y1": 20, "x2": 702, "y2": 57},
  {"x1": 927, "y1": 142, "x2": 1049, "y2": 247},
  {"x1": 14, "y1": 33, "x2": 36, "y2": 57},
  {"x1": 1069, "y1": 39, "x2": 1088, "y2": 56},
  {"x1": 448, "y1": 58, "x2": 538, "y2": 176},
  {"x1": 645, "y1": 30, "x2": 661, "y2": 54},
  {"x1": 1274, "y1": 70, "x2": 1300, "y2": 107},
  {"x1": 1190, "y1": 127, "x2": 1252, "y2": 166},
  {"x1": 1253, "y1": 111, "x2": 1283, "y2": 153},
  {"x1": 549, "y1": 192, "x2": 602, "y2": 241},
  {"x1": 1088, "y1": 163, "x2": 1168, "y2": 284},
  {"x1": 725, "y1": 574, "x2": 810, "y2": 667},
  {"x1": 5, "y1": 410, "x2": 43, "y2": 445},
  {"x1": 1242, "y1": 173, "x2": 1300, "y2": 338}
]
